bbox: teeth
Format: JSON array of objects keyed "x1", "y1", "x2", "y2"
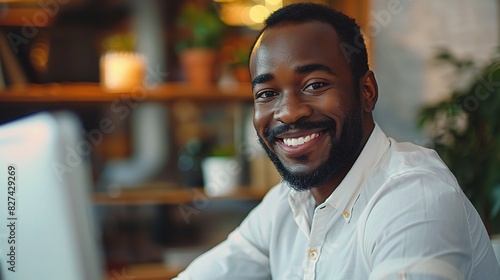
[{"x1": 283, "y1": 133, "x2": 319, "y2": 147}]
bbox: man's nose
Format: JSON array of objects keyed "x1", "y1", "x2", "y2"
[{"x1": 273, "y1": 92, "x2": 313, "y2": 124}]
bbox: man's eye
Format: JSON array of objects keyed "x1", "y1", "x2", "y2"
[
  {"x1": 256, "y1": 91, "x2": 278, "y2": 99},
  {"x1": 304, "y1": 82, "x2": 326, "y2": 90}
]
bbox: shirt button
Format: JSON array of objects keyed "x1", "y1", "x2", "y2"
[
  {"x1": 308, "y1": 249, "x2": 318, "y2": 260},
  {"x1": 343, "y1": 211, "x2": 350, "y2": 218}
]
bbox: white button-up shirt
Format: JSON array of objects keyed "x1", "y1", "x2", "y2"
[{"x1": 175, "y1": 124, "x2": 500, "y2": 279}]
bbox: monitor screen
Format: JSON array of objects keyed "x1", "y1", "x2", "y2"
[{"x1": 0, "y1": 112, "x2": 103, "y2": 280}]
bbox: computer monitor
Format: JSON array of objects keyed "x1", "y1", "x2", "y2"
[{"x1": 0, "y1": 112, "x2": 104, "y2": 280}]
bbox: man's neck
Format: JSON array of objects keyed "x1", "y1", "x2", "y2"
[
  {"x1": 309, "y1": 161, "x2": 351, "y2": 205},
  {"x1": 309, "y1": 122, "x2": 375, "y2": 205}
]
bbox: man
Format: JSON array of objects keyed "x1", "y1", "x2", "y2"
[{"x1": 175, "y1": 3, "x2": 500, "y2": 279}]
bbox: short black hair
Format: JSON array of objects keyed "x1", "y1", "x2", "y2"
[{"x1": 250, "y1": 2, "x2": 369, "y2": 84}]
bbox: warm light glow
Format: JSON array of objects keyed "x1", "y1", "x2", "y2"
[
  {"x1": 30, "y1": 39, "x2": 50, "y2": 72},
  {"x1": 240, "y1": 6, "x2": 254, "y2": 26},
  {"x1": 221, "y1": 4, "x2": 247, "y2": 26},
  {"x1": 217, "y1": 0, "x2": 281, "y2": 27},
  {"x1": 249, "y1": 5, "x2": 269, "y2": 23},
  {"x1": 265, "y1": 0, "x2": 281, "y2": 6}
]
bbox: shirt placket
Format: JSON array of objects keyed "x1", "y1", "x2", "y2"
[{"x1": 303, "y1": 204, "x2": 331, "y2": 280}]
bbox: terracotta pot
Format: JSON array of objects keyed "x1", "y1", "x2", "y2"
[
  {"x1": 233, "y1": 66, "x2": 251, "y2": 83},
  {"x1": 180, "y1": 49, "x2": 219, "y2": 86}
]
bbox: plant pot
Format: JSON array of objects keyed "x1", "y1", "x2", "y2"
[
  {"x1": 179, "y1": 49, "x2": 219, "y2": 87},
  {"x1": 201, "y1": 157, "x2": 241, "y2": 197},
  {"x1": 233, "y1": 65, "x2": 251, "y2": 83},
  {"x1": 100, "y1": 52, "x2": 146, "y2": 93}
]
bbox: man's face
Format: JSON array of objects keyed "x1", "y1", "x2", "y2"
[{"x1": 249, "y1": 21, "x2": 364, "y2": 191}]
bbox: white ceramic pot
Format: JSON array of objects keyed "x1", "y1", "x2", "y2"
[{"x1": 201, "y1": 157, "x2": 241, "y2": 197}]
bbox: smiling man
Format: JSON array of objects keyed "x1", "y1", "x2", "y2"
[
  {"x1": 174, "y1": 3, "x2": 500, "y2": 279},
  {"x1": 250, "y1": 17, "x2": 372, "y2": 202}
]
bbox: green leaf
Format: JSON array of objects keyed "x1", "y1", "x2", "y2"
[{"x1": 176, "y1": 3, "x2": 226, "y2": 52}]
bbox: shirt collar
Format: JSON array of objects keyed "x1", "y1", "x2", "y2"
[
  {"x1": 288, "y1": 123, "x2": 391, "y2": 223},
  {"x1": 326, "y1": 123, "x2": 390, "y2": 222}
]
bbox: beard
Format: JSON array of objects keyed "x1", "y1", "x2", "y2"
[{"x1": 257, "y1": 107, "x2": 363, "y2": 192}]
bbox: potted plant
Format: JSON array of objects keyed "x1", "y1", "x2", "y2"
[
  {"x1": 417, "y1": 48, "x2": 500, "y2": 234},
  {"x1": 176, "y1": 2, "x2": 226, "y2": 86},
  {"x1": 100, "y1": 33, "x2": 146, "y2": 92},
  {"x1": 230, "y1": 43, "x2": 251, "y2": 83},
  {"x1": 201, "y1": 145, "x2": 243, "y2": 197}
]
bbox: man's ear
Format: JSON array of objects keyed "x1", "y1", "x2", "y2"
[{"x1": 360, "y1": 70, "x2": 378, "y2": 113}]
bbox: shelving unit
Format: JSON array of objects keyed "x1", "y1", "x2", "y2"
[
  {"x1": 0, "y1": 82, "x2": 253, "y2": 103},
  {"x1": 97, "y1": 184, "x2": 268, "y2": 280},
  {"x1": 106, "y1": 262, "x2": 183, "y2": 280},
  {"x1": 94, "y1": 185, "x2": 269, "y2": 206}
]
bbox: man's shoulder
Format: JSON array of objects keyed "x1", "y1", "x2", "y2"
[
  {"x1": 384, "y1": 138, "x2": 453, "y2": 179},
  {"x1": 362, "y1": 137, "x2": 462, "y2": 200},
  {"x1": 388, "y1": 137, "x2": 437, "y2": 156}
]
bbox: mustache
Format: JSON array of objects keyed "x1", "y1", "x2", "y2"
[{"x1": 265, "y1": 120, "x2": 336, "y2": 144}]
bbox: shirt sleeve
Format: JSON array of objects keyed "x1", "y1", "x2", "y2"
[
  {"x1": 363, "y1": 171, "x2": 497, "y2": 280},
  {"x1": 173, "y1": 185, "x2": 286, "y2": 280}
]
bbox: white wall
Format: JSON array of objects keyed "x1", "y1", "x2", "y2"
[{"x1": 371, "y1": 0, "x2": 499, "y2": 142}]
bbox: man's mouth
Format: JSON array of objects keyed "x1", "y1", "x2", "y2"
[
  {"x1": 282, "y1": 132, "x2": 321, "y2": 147},
  {"x1": 272, "y1": 129, "x2": 327, "y2": 159},
  {"x1": 265, "y1": 120, "x2": 335, "y2": 152}
]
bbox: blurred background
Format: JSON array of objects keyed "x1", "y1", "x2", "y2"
[{"x1": 0, "y1": 0, "x2": 499, "y2": 278}]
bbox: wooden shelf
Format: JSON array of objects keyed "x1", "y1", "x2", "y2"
[
  {"x1": 106, "y1": 263, "x2": 183, "y2": 280},
  {"x1": 93, "y1": 185, "x2": 269, "y2": 206},
  {"x1": 0, "y1": 82, "x2": 253, "y2": 103}
]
